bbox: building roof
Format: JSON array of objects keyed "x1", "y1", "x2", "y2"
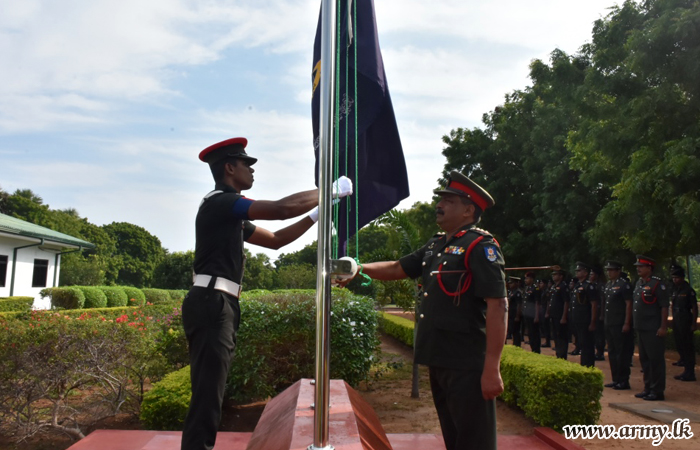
[{"x1": 0, "y1": 213, "x2": 95, "y2": 249}]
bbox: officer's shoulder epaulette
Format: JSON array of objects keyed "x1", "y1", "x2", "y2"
[
  {"x1": 432, "y1": 232, "x2": 446, "y2": 238},
  {"x1": 651, "y1": 275, "x2": 662, "y2": 281},
  {"x1": 468, "y1": 227, "x2": 492, "y2": 237}
]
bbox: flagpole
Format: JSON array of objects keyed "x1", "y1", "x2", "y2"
[{"x1": 312, "y1": 0, "x2": 337, "y2": 448}]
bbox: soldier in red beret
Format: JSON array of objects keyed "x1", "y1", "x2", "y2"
[
  {"x1": 632, "y1": 255, "x2": 669, "y2": 401},
  {"x1": 181, "y1": 138, "x2": 352, "y2": 450}
]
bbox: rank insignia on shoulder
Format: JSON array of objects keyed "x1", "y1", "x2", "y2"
[
  {"x1": 484, "y1": 245, "x2": 498, "y2": 262},
  {"x1": 446, "y1": 246, "x2": 465, "y2": 255}
]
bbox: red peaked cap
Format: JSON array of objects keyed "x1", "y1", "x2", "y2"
[
  {"x1": 434, "y1": 170, "x2": 495, "y2": 211},
  {"x1": 198, "y1": 137, "x2": 258, "y2": 165},
  {"x1": 633, "y1": 255, "x2": 656, "y2": 267}
]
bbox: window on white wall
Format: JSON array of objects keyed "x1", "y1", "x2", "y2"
[
  {"x1": 32, "y1": 259, "x2": 49, "y2": 288},
  {"x1": 0, "y1": 255, "x2": 7, "y2": 287}
]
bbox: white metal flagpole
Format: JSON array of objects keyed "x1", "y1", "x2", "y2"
[{"x1": 311, "y1": 0, "x2": 337, "y2": 449}]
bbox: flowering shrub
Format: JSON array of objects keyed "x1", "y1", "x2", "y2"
[
  {"x1": 0, "y1": 306, "x2": 181, "y2": 443},
  {"x1": 141, "y1": 289, "x2": 379, "y2": 430}
]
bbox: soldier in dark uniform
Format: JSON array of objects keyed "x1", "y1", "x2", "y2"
[
  {"x1": 571, "y1": 262, "x2": 599, "y2": 367},
  {"x1": 632, "y1": 255, "x2": 669, "y2": 401},
  {"x1": 539, "y1": 279, "x2": 552, "y2": 348},
  {"x1": 522, "y1": 272, "x2": 542, "y2": 353},
  {"x1": 356, "y1": 171, "x2": 507, "y2": 450},
  {"x1": 590, "y1": 266, "x2": 607, "y2": 361},
  {"x1": 670, "y1": 267, "x2": 697, "y2": 382},
  {"x1": 602, "y1": 260, "x2": 633, "y2": 390},
  {"x1": 546, "y1": 267, "x2": 569, "y2": 359},
  {"x1": 181, "y1": 137, "x2": 353, "y2": 450},
  {"x1": 507, "y1": 276, "x2": 523, "y2": 347}
]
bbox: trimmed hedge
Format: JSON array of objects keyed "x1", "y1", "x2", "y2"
[
  {"x1": 377, "y1": 309, "x2": 604, "y2": 430},
  {"x1": 166, "y1": 290, "x2": 188, "y2": 302},
  {"x1": 500, "y1": 345, "x2": 603, "y2": 431},
  {"x1": 123, "y1": 287, "x2": 146, "y2": 307},
  {"x1": 142, "y1": 288, "x2": 172, "y2": 305},
  {"x1": 140, "y1": 289, "x2": 379, "y2": 430},
  {"x1": 379, "y1": 312, "x2": 414, "y2": 347},
  {"x1": 99, "y1": 286, "x2": 129, "y2": 308},
  {"x1": 77, "y1": 286, "x2": 108, "y2": 309},
  {"x1": 0, "y1": 297, "x2": 34, "y2": 312},
  {"x1": 42, "y1": 287, "x2": 86, "y2": 309},
  {"x1": 140, "y1": 366, "x2": 191, "y2": 431}
]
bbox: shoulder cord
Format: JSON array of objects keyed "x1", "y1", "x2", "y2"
[
  {"x1": 437, "y1": 235, "x2": 486, "y2": 306},
  {"x1": 642, "y1": 281, "x2": 659, "y2": 305}
]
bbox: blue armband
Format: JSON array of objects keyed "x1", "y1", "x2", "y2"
[{"x1": 231, "y1": 197, "x2": 254, "y2": 219}]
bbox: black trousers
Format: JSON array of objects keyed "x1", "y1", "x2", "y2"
[
  {"x1": 540, "y1": 308, "x2": 551, "y2": 344},
  {"x1": 508, "y1": 316, "x2": 522, "y2": 346},
  {"x1": 575, "y1": 322, "x2": 596, "y2": 367},
  {"x1": 181, "y1": 287, "x2": 240, "y2": 450},
  {"x1": 605, "y1": 325, "x2": 633, "y2": 384},
  {"x1": 595, "y1": 318, "x2": 606, "y2": 356},
  {"x1": 429, "y1": 366, "x2": 496, "y2": 450},
  {"x1": 524, "y1": 317, "x2": 541, "y2": 353},
  {"x1": 552, "y1": 320, "x2": 569, "y2": 359},
  {"x1": 673, "y1": 323, "x2": 696, "y2": 372},
  {"x1": 638, "y1": 330, "x2": 666, "y2": 395}
]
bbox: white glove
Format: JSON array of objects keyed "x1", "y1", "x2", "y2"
[
  {"x1": 332, "y1": 176, "x2": 353, "y2": 198},
  {"x1": 308, "y1": 206, "x2": 319, "y2": 223}
]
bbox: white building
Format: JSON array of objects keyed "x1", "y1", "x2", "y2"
[{"x1": 0, "y1": 213, "x2": 95, "y2": 309}]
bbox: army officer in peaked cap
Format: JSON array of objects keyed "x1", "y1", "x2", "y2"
[
  {"x1": 670, "y1": 267, "x2": 697, "y2": 382},
  {"x1": 632, "y1": 255, "x2": 669, "y2": 401},
  {"x1": 547, "y1": 267, "x2": 570, "y2": 359},
  {"x1": 350, "y1": 170, "x2": 507, "y2": 450},
  {"x1": 181, "y1": 137, "x2": 352, "y2": 450},
  {"x1": 603, "y1": 260, "x2": 634, "y2": 390},
  {"x1": 570, "y1": 262, "x2": 599, "y2": 367}
]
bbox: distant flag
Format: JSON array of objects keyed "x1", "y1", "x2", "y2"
[{"x1": 312, "y1": 0, "x2": 409, "y2": 253}]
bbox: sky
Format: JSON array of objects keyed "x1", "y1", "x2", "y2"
[{"x1": 0, "y1": 0, "x2": 622, "y2": 262}]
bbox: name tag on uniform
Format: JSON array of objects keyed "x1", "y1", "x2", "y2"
[{"x1": 445, "y1": 246, "x2": 465, "y2": 255}]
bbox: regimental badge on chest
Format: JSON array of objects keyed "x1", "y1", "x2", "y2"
[{"x1": 445, "y1": 245, "x2": 465, "y2": 255}]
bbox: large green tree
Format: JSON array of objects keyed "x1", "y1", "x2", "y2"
[
  {"x1": 569, "y1": 0, "x2": 700, "y2": 260},
  {"x1": 103, "y1": 222, "x2": 165, "y2": 287},
  {"x1": 441, "y1": 49, "x2": 605, "y2": 273},
  {"x1": 152, "y1": 251, "x2": 195, "y2": 289}
]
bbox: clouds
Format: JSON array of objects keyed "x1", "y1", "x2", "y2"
[{"x1": 0, "y1": 0, "x2": 624, "y2": 259}]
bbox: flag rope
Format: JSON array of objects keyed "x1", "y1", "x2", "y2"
[{"x1": 331, "y1": 0, "x2": 371, "y2": 285}]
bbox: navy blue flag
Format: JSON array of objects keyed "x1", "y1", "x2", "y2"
[{"x1": 312, "y1": 0, "x2": 409, "y2": 253}]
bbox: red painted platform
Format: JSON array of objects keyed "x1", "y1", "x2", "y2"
[
  {"x1": 67, "y1": 378, "x2": 584, "y2": 450},
  {"x1": 67, "y1": 428, "x2": 584, "y2": 450}
]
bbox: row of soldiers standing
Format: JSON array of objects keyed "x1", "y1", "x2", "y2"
[{"x1": 506, "y1": 255, "x2": 698, "y2": 402}]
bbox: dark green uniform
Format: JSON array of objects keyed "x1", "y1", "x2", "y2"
[
  {"x1": 633, "y1": 276, "x2": 669, "y2": 397},
  {"x1": 604, "y1": 278, "x2": 633, "y2": 386},
  {"x1": 594, "y1": 280, "x2": 606, "y2": 359},
  {"x1": 549, "y1": 280, "x2": 569, "y2": 359},
  {"x1": 671, "y1": 281, "x2": 697, "y2": 375},
  {"x1": 508, "y1": 287, "x2": 523, "y2": 347},
  {"x1": 522, "y1": 284, "x2": 542, "y2": 353},
  {"x1": 540, "y1": 283, "x2": 552, "y2": 347},
  {"x1": 400, "y1": 225, "x2": 506, "y2": 450},
  {"x1": 571, "y1": 280, "x2": 599, "y2": 367}
]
